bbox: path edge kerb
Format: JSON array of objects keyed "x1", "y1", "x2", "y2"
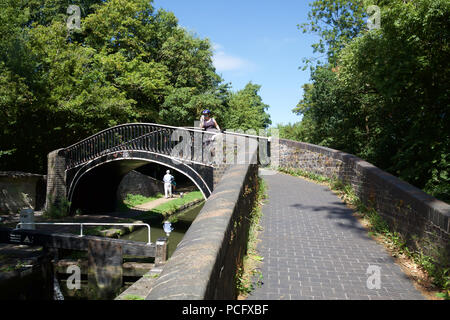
[
  {"x1": 277, "y1": 138, "x2": 450, "y2": 260},
  {"x1": 146, "y1": 145, "x2": 258, "y2": 300}
]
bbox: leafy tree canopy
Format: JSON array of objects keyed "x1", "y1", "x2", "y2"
[
  {"x1": 224, "y1": 83, "x2": 272, "y2": 132},
  {"x1": 0, "y1": 0, "x2": 271, "y2": 173},
  {"x1": 284, "y1": 0, "x2": 449, "y2": 202}
]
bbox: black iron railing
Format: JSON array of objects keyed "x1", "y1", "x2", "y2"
[{"x1": 64, "y1": 123, "x2": 271, "y2": 170}]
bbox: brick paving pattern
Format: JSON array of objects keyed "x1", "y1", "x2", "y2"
[{"x1": 246, "y1": 169, "x2": 425, "y2": 300}]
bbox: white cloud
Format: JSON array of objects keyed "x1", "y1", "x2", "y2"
[{"x1": 212, "y1": 43, "x2": 251, "y2": 72}]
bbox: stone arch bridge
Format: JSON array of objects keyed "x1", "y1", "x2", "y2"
[
  {"x1": 45, "y1": 123, "x2": 270, "y2": 213},
  {"x1": 28, "y1": 122, "x2": 450, "y2": 300}
]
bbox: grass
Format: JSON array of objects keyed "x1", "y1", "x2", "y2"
[
  {"x1": 122, "y1": 294, "x2": 145, "y2": 300},
  {"x1": 236, "y1": 177, "x2": 267, "y2": 298},
  {"x1": 278, "y1": 166, "x2": 331, "y2": 184},
  {"x1": 120, "y1": 191, "x2": 204, "y2": 219},
  {"x1": 122, "y1": 193, "x2": 164, "y2": 208},
  {"x1": 143, "y1": 273, "x2": 159, "y2": 279},
  {"x1": 277, "y1": 166, "x2": 450, "y2": 300},
  {"x1": 0, "y1": 264, "x2": 15, "y2": 272},
  {"x1": 150, "y1": 191, "x2": 204, "y2": 217}
]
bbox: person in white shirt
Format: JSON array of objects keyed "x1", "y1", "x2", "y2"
[{"x1": 163, "y1": 170, "x2": 174, "y2": 198}]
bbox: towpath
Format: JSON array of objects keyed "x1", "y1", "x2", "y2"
[{"x1": 246, "y1": 169, "x2": 425, "y2": 300}]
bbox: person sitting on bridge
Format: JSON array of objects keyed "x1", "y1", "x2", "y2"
[
  {"x1": 199, "y1": 109, "x2": 221, "y2": 164},
  {"x1": 199, "y1": 109, "x2": 220, "y2": 132},
  {"x1": 163, "y1": 170, "x2": 174, "y2": 198}
]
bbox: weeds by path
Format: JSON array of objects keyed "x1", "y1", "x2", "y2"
[{"x1": 237, "y1": 177, "x2": 267, "y2": 299}]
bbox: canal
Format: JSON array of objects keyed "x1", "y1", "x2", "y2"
[
  {"x1": 55, "y1": 201, "x2": 205, "y2": 299},
  {"x1": 121, "y1": 201, "x2": 205, "y2": 258}
]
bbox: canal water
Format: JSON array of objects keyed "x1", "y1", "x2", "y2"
[
  {"x1": 57, "y1": 202, "x2": 205, "y2": 300},
  {"x1": 121, "y1": 202, "x2": 204, "y2": 258}
]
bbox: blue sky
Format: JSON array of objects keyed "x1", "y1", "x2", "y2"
[{"x1": 154, "y1": 0, "x2": 321, "y2": 126}]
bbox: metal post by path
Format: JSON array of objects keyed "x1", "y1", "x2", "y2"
[{"x1": 154, "y1": 237, "x2": 168, "y2": 270}]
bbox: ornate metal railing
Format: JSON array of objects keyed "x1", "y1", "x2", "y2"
[{"x1": 64, "y1": 123, "x2": 270, "y2": 170}]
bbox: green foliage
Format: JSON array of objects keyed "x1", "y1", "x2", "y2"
[
  {"x1": 122, "y1": 294, "x2": 145, "y2": 300},
  {"x1": 223, "y1": 82, "x2": 272, "y2": 131},
  {"x1": 0, "y1": 0, "x2": 271, "y2": 174},
  {"x1": 143, "y1": 273, "x2": 159, "y2": 279},
  {"x1": 412, "y1": 251, "x2": 450, "y2": 298},
  {"x1": 0, "y1": 149, "x2": 15, "y2": 159},
  {"x1": 126, "y1": 191, "x2": 204, "y2": 218},
  {"x1": 83, "y1": 225, "x2": 111, "y2": 236},
  {"x1": 236, "y1": 177, "x2": 266, "y2": 297},
  {"x1": 274, "y1": 118, "x2": 316, "y2": 143},
  {"x1": 150, "y1": 191, "x2": 203, "y2": 216},
  {"x1": 278, "y1": 167, "x2": 331, "y2": 184},
  {"x1": 44, "y1": 197, "x2": 71, "y2": 219},
  {"x1": 288, "y1": 0, "x2": 450, "y2": 203},
  {"x1": 299, "y1": 0, "x2": 368, "y2": 67},
  {"x1": 435, "y1": 267, "x2": 450, "y2": 299},
  {"x1": 123, "y1": 193, "x2": 164, "y2": 208},
  {"x1": 236, "y1": 266, "x2": 263, "y2": 296}
]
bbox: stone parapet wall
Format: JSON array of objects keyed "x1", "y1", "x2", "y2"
[
  {"x1": 146, "y1": 146, "x2": 258, "y2": 300},
  {"x1": 275, "y1": 139, "x2": 450, "y2": 261},
  {"x1": 277, "y1": 140, "x2": 345, "y2": 178},
  {"x1": 213, "y1": 163, "x2": 232, "y2": 188}
]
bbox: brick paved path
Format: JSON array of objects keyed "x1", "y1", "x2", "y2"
[{"x1": 246, "y1": 169, "x2": 425, "y2": 300}]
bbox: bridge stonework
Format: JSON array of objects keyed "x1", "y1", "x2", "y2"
[
  {"x1": 213, "y1": 163, "x2": 231, "y2": 188},
  {"x1": 45, "y1": 150, "x2": 231, "y2": 213},
  {"x1": 275, "y1": 138, "x2": 450, "y2": 265},
  {"x1": 45, "y1": 149, "x2": 67, "y2": 211},
  {"x1": 43, "y1": 122, "x2": 262, "y2": 213}
]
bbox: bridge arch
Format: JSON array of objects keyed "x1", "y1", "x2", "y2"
[
  {"x1": 45, "y1": 123, "x2": 269, "y2": 214},
  {"x1": 66, "y1": 150, "x2": 213, "y2": 213}
]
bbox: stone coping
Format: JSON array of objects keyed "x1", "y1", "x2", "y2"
[{"x1": 145, "y1": 146, "x2": 258, "y2": 300}]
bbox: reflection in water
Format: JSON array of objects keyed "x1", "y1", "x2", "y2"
[
  {"x1": 121, "y1": 202, "x2": 204, "y2": 257},
  {"x1": 53, "y1": 275, "x2": 65, "y2": 300}
]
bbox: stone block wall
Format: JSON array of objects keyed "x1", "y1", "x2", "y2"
[
  {"x1": 146, "y1": 146, "x2": 258, "y2": 299},
  {"x1": 0, "y1": 172, "x2": 46, "y2": 213},
  {"x1": 213, "y1": 163, "x2": 232, "y2": 188},
  {"x1": 275, "y1": 138, "x2": 450, "y2": 261},
  {"x1": 116, "y1": 170, "x2": 164, "y2": 202}
]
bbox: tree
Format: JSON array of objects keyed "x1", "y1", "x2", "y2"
[
  {"x1": 336, "y1": 0, "x2": 450, "y2": 200},
  {"x1": 0, "y1": 0, "x2": 231, "y2": 173},
  {"x1": 223, "y1": 83, "x2": 271, "y2": 132},
  {"x1": 298, "y1": 0, "x2": 368, "y2": 67},
  {"x1": 292, "y1": 0, "x2": 450, "y2": 202}
]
